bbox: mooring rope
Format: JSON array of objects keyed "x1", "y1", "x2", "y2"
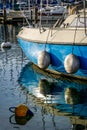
[
  {"x1": 44, "y1": 28, "x2": 51, "y2": 51},
  {"x1": 72, "y1": 15, "x2": 79, "y2": 54}
]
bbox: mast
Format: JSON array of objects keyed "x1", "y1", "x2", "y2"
[
  {"x1": 28, "y1": 0, "x2": 30, "y2": 10},
  {"x1": 12, "y1": 0, "x2": 14, "y2": 10},
  {"x1": 39, "y1": 0, "x2": 42, "y2": 27},
  {"x1": 83, "y1": 0, "x2": 87, "y2": 35},
  {"x1": 47, "y1": 0, "x2": 48, "y2": 7}
]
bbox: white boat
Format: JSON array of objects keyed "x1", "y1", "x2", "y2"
[
  {"x1": 17, "y1": 1, "x2": 87, "y2": 80},
  {"x1": 38, "y1": 5, "x2": 68, "y2": 21}
]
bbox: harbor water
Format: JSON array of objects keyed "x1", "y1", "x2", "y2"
[{"x1": 0, "y1": 24, "x2": 87, "y2": 130}]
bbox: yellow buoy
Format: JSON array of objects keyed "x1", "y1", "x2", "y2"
[
  {"x1": 64, "y1": 54, "x2": 80, "y2": 74},
  {"x1": 15, "y1": 104, "x2": 29, "y2": 117},
  {"x1": 9, "y1": 104, "x2": 34, "y2": 125}
]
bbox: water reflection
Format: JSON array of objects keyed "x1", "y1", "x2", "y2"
[
  {"x1": 0, "y1": 24, "x2": 28, "y2": 82},
  {"x1": 65, "y1": 88, "x2": 80, "y2": 105},
  {"x1": 0, "y1": 23, "x2": 87, "y2": 129},
  {"x1": 18, "y1": 63, "x2": 87, "y2": 129},
  {"x1": 0, "y1": 24, "x2": 19, "y2": 44},
  {"x1": 9, "y1": 114, "x2": 33, "y2": 125},
  {"x1": 0, "y1": 24, "x2": 32, "y2": 130}
]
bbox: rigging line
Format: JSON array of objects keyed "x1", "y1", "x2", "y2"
[
  {"x1": 83, "y1": 0, "x2": 87, "y2": 36},
  {"x1": 72, "y1": 15, "x2": 79, "y2": 54},
  {"x1": 39, "y1": 0, "x2": 43, "y2": 29},
  {"x1": 19, "y1": 6, "x2": 30, "y2": 27},
  {"x1": 44, "y1": 9, "x2": 67, "y2": 51},
  {"x1": 44, "y1": 28, "x2": 51, "y2": 51}
]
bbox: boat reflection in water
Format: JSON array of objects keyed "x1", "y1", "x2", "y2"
[{"x1": 18, "y1": 62, "x2": 87, "y2": 129}]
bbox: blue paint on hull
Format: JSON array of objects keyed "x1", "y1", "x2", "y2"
[
  {"x1": 18, "y1": 63, "x2": 87, "y2": 117},
  {"x1": 17, "y1": 38, "x2": 87, "y2": 77}
]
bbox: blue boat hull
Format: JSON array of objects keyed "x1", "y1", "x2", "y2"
[{"x1": 17, "y1": 38, "x2": 87, "y2": 78}]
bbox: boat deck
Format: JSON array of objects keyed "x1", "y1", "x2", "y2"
[{"x1": 18, "y1": 26, "x2": 87, "y2": 45}]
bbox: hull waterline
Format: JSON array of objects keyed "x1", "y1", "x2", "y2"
[{"x1": 17, "y1": 37, "x2": 87, "y2": 80}]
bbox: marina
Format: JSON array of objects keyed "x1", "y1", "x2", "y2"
[
  {"x1": 0, "y1": 10, "x2": 31, "y2": 24},
  {"x1": 0, "y1": 0, "x2": 63, "y2": 24},
  {"x1": 0, "y1": 0, "x2": 87, "y2": 130},
  {"x1": 0, "y1": 23, "x2": 87, "y2": 130}
]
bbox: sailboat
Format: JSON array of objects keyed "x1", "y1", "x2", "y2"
[{"x1": 17, "y1": 0, "x2": 87, "y2": 80}]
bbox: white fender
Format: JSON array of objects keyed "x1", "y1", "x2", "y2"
[
  {"x1": 64, "y1": 54, "x2": 80, "y2": 74},
  {"x1": 38, "y1": 51, "x2": 51, "y2": 69},
  {"x1": 1, "y1": 42, "x2": 11, "y2": 48}
]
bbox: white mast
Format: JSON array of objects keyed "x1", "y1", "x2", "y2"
[
  {"x1": 36, "y1": 0, "x2": 37, "y2": 4},
  {"x1": 83, "y1": 0, "x2": 87, "y2": 35},
  {"x1": 12, "y1": 0, "x2": 14, "y2": 10},
  {"x1": 28, "y1": 0, "x2": 30, "y2": 10},
  {"x1": 40, "y1": 0, "x2": 42, "y2": 27},
  {"x1": 58, "y1": 0, "x2": 61, "y2": 5},
  {"x1": 47, "y1": 0, "x2": 48, "y2": 7}
]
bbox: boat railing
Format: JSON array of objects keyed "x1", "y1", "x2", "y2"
[
  {"x1": 52, "y1": 16, "x2": 64, "y2": 29},
  {"x1": 38, "y1": 16, "x2": 64, "y2": 34},
  {"x1": 50, "y1": 12, "x2": 66, "y2": 36}
]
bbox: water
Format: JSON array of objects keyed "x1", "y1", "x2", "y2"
[{"x1": 0, "y1": 24, "x2": 87, "y2": 130}]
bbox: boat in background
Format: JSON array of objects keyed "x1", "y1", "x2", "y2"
[
  {"x1": 17, "y1": 1, "x2": 87, "y2": 80},
  {"x1": 38, "y1": 5, "x2": 67, "y2": 21}
]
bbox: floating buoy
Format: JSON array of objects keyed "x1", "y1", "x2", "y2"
[
  {"x1": 15, "y1": 108, "x2": 33, "y2": 125},
  {"x1": 1, "y1": 42, "x2": 12, "y2": 48},
  {"x1": 15, "y1": 104, "x2": 29, "y2": 117},
  {"x1": 38, "y1": 51, "x2": 51, "y2": 69},
  {"x1": 9, "y1": 104, "x2": 34, "y2": 125},
  {"x1": 64, "y1": 54, "x2": 80, "y2": 74}
]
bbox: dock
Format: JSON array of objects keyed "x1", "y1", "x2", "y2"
[
  {"x1": 0, "y1": 9, "x2": 33, "y2": 24},
  {"x1": 0, "y1": 7, "x2": 64, "y2": 25}
]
